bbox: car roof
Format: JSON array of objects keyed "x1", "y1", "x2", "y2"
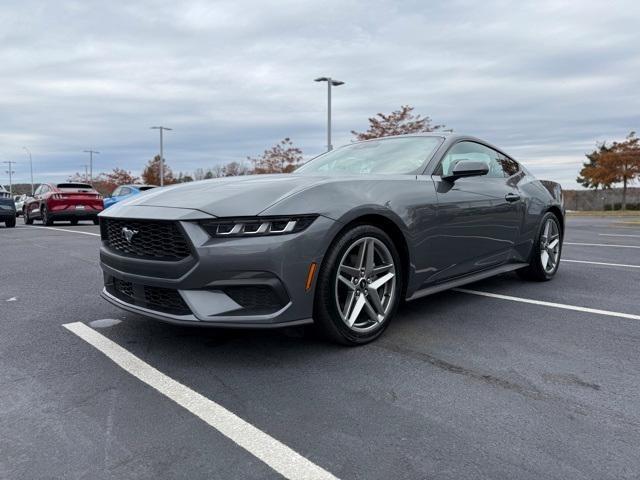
[
  {"x1": 349, "y1": 132, "x2": 515, "y2": 160},
  {"x1": 351, "y1": 132, "x2": 484, "y2": 143}
]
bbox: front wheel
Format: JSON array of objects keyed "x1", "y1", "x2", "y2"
[
  {"x1": 314, "y1": 225, "x2": 402, "y2": 345},
  {"x1": 24, "y1": 209, "x2": 33, "y2": 225},
  {"x1": 517, "y1": 212, "x2": 562, "y2": 281},
  {"x1": 5, "y1": 216, "x2": 16, "y2": 228}
]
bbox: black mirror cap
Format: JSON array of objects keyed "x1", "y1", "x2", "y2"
[{"x1": 442, "y1": 160, "x2": 489, "y2": 181}]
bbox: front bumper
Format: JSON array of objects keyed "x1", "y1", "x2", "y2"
[
  {"x1": 99, "y1": 207, "x2": 337, "y2": 327},
  {"x1": 101, "y1": 287, "x2": 313, "y2": 328}
]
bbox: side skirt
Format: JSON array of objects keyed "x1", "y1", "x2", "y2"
[{"x1": 406, "y1": 262, "x2": 529, "y2": 302}]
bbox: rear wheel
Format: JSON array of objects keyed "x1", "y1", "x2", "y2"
[
  {"x1": 42, "y1": 205, "x2": 53, "y2": 226},
  {"x1": 314, "y1": 225, "x2": 402, "y2": 345},
  {"x1": 5, "y1": 216, "x2": 16, "y2": 228},
  {"x1": 517, "y1": 212, "x2": 562, "y2": 281}
]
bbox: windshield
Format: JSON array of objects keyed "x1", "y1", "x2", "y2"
[{"x1": 296, "y1": 136, "x2": 442, "y2": 175}]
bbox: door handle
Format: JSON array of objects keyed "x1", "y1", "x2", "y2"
[{"x1": 505, "y1": 193, "x2": 521, "y2": 202}]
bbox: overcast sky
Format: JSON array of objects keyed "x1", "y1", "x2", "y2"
[{"x1": 1, "y1": 0, "x2": 639, "y2": 188}]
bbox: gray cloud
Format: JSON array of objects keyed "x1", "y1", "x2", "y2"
[{"x1": 0, "y1": 0, "x2": 639, "y2": 187}]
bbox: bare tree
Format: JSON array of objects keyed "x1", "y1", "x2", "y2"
[{"x1": 222, "y1": 161, "x2": 249, "y2": 176}]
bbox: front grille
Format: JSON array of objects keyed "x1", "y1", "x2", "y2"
[
  {"x1": 102, "y1": 218, "x2": 191, "y2": 261},
  {"x1": 110, "y1": 279, "x2": 191, "y2": 316},
  {"x1": 224, "y1": 285, "x2": 284, "y2": 310}
]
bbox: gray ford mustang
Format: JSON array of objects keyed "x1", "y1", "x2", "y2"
[{"x1": 99, "y1": 133, "x2": 564, "y2": 344}]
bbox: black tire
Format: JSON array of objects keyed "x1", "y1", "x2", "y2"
[
  {"x1": 5, "y1": 216, "x2": 16, "y2": 228},
  {"x1": 313, "y1": 224, "x2": 403, "y2": 345},
  {"x1": 517, "y1": 212, "x2": 562, "y2": 281},
  {"x1": 24, "y1": 209, "x2": 33, "y2": 225},
  {"x1": 93, "y1": 218, "x2": 99, "y2": 225},
  {"x1": 70, "y1": 219, "x2": 79, "y2": 226},
  {"x1": 42, "y1": 205, "x2": 53, "y2": 226}
]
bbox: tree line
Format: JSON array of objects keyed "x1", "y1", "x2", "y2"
[{"x1": 68, "y1": 105, "x2": 444, "y2": 194}]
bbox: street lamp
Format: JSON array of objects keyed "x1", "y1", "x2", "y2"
[
  {"x1": 22, "y1": 147, "x2": 34, "y2": 195},
  {"x1": 83, "y1": 149, "x2": 100, "y2": 184},
  {"x1": 151, "y1": 126, "x2": 172, "y2": 187},
  {"x1": 314, "y1": 77, "x2": 344, "y2": 151},
  {"x1": 3, "y1": 161, "x2": 16, "y2": 196}
]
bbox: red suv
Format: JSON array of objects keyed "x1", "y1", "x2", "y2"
[{"x1": 24, "y1": 182, "x2": 104, "y2": 226}]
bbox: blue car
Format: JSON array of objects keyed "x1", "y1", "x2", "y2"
[{"x1": 103, "y1": 184, "x2": 157, "y2": 209}]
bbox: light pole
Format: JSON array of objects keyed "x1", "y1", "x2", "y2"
[
  {"x1": 83, "y1": 149, "x2": 100, "y2": 184},
  {"x1": 82, "y1": 165, "x2": 89, "y2": 182},
  {"x1": 3, "y1": 161, "x2": 16, "y2": 196},
  {"x1": 151, "y1": 126, "x2": 172, "y2": 187},
  {"x1": 314, "y1": 77, "x2": 344, "y2": 151},
  {"x1": 22, "y1": 147, "x2": 34, "y2": 195}
]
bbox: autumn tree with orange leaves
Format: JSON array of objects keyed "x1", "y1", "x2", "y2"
[
  {"x1": 578, "y1": 132, "x2": 640, "y2": 210},
  {"x1": 141, "y1": 155, "x2": 176, "y2": 185},
  {"x1": 248, "y1": 137, "x2": 303, "y2": 174},
  {"x1": 104, "y1": 168, "x2": 139, "y2": 186},
  {"x1": 351, "y1": 105, "x2": 445, "y2": 141},
  {"x1": 68, "y1": 168, "x2": 139, "y2": 196}
]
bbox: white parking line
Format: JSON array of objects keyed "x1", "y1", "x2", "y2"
[
  {"x1": 599, "y1": 233, "x2": 640, "y2": 238},
  {"x1": 30, "y1": 226, "x2": 100, "y2": 237},
  {"x1": 453, "y1": 288, "x2": 640, "y2": 321},
  {"x1": 63, "y1": 322, "x2": 339, "y2": 480},
  {"x1": 563, "y1": 259, "x2": 640, "y2": 269},
  {"x1": 565, "y1": 242, "x2": 640, "y2": 249}
]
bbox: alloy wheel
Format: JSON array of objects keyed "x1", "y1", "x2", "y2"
[
  {"x1": 540, "y1": 218, "x2": 560, "y2": 273},
  {"x1": 334, "y1": 237, "x2": 397, "y2": 333}
]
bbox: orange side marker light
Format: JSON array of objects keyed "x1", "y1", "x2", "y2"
[{"x1": 305, "y1": 262, "x2": 318, "y2": 291}]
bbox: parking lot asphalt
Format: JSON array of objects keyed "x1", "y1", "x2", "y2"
[{"x1": 1, "y1": 216, "x2": 639, "y2": 480}]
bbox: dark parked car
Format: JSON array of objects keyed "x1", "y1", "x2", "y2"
[
  {"x1": 0, "y1": 186, "x2": 17, "y2": 228},
  {"x1": 24, "y1": 182, "x2": 104, "y2": 225},
  {"x1": 99, "y1": 134, "x2": 564, "y2": 344}
]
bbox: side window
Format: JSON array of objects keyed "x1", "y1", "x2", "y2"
[
  {"x1": 120, "y1": 187, "x2": 132, "y2": 196},
  {"x1": 112, "y1": 187, "x2": 121, "y2": 197},
  {"x1": 34, "y1": 186, "x2": 42, "y2": 196},
  {"x1": 40, "y1": 185, "x2": 49, "y2": 194},
  {"x1": 436, "y1": 141, "x2": 505, "y2": 178},
  {"x1": 498, "y1": 154, "x2": 520, "y2": 177}
]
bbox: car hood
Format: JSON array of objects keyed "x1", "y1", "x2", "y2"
[{"x1": 116, "y1": 174, "x2": 330, "y2": 217}]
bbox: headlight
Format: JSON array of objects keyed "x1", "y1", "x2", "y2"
[{"x1": 200, "y1": 215, "x2": 317, "y2": 237}]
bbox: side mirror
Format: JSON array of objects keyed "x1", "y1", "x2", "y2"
[{"x1": 443, "y1": 160, "x2": 489, "y2": 181}]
